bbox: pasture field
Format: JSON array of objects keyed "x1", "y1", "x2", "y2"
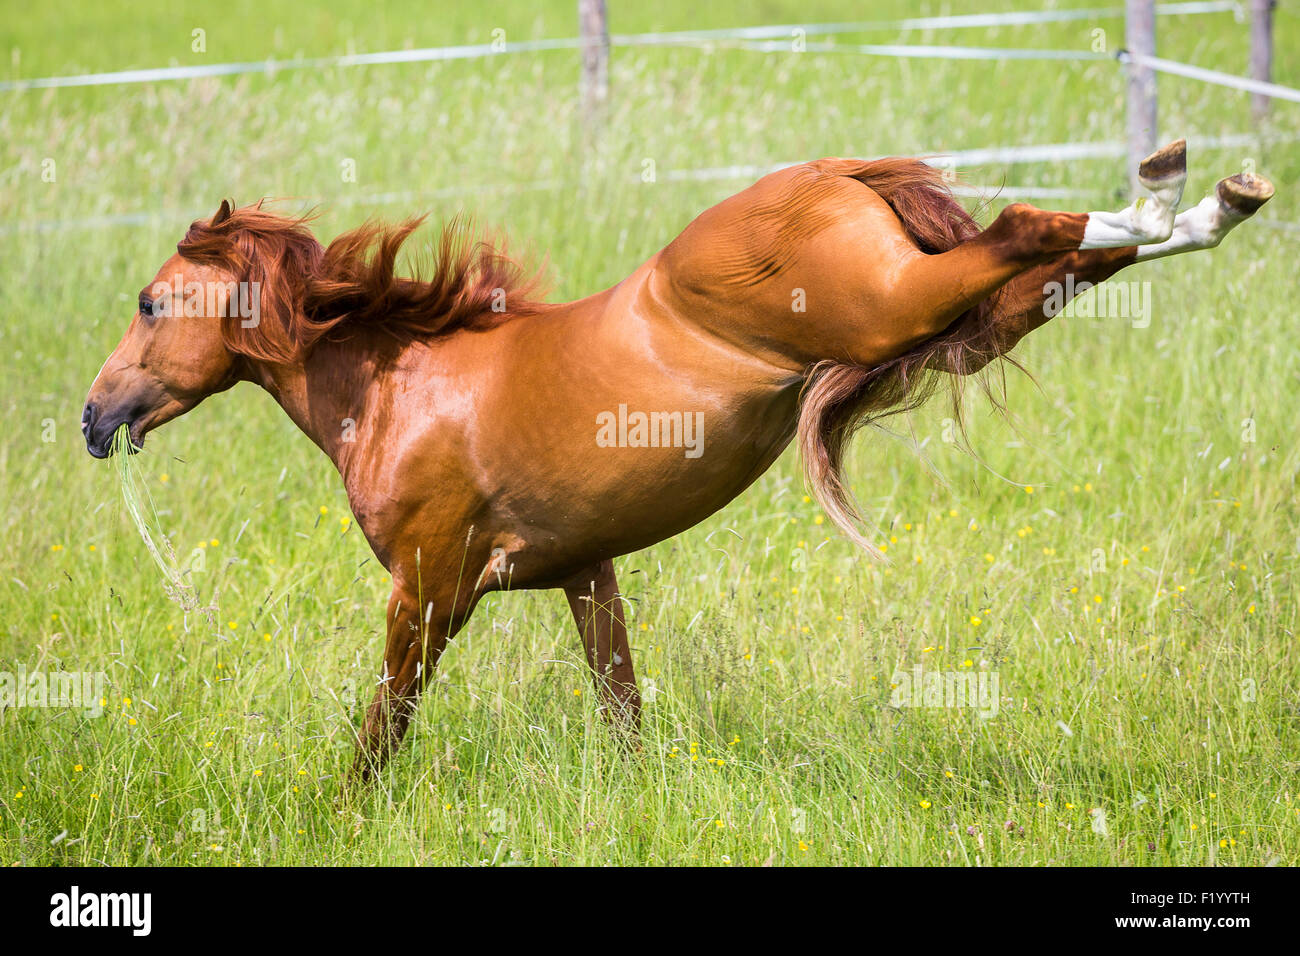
[{"x1": 1, "y1": 0, "x2": 1298, "y2": 866}]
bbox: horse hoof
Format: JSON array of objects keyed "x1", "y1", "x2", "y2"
[
  {"x1": 1217, "y1": 173, "x2": 1275, "y2": 216},
  {"x1": 1138, "y1": 138, "x2": 1187, "y2": 186}
]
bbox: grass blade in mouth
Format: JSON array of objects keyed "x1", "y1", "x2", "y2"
[{"x1": 111, "y1": 423, "x2": 208, "y2": 618}]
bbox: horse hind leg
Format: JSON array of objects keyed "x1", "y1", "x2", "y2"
[
  {"x1": 928, "y1": 148, "x2": 1274, "y2": 374},
  {"x1": 1079, "y1": 138, "x2": 1187, "y2": 248},
  {"x1": 879, "y1": 139, "x2": 1191, "y2": 354},
  {"x1": 564, "y1": 560, "x2": 641, "y2": 736},
  {"x1": 1134, "y1": 171, "x2": 1274, "y2": 261},
  {"x1": 1067, "y1": 139, "x2": 1273, "y2": 257}
]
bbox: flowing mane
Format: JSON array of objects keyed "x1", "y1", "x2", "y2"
[{"x1": 177, "y1": 202, "x2": 547, "y2": 364}]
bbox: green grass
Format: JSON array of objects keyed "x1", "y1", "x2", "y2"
[{"x1": 1, "y1": 0, "x2": 1298, "y2": 865}]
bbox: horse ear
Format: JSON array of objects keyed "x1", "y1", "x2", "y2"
[{"x1": 212, "y1": 199, "x2": 233, "y2": 226}]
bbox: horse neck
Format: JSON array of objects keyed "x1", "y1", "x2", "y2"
[{"x1": 241, "y1": 342, "x2": 378, "y2": 475}]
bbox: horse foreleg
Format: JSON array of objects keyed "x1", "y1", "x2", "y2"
[
  {"x1": 350, "y1": 581, "x2": 454, "y2": 783},
  {"x1": 564, "y1": 560, "x2": 641, "y2": 733}
]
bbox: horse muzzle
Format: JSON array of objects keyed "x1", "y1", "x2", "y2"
[{"x1": 81, "y1": 401, "x2": 144, "y2": 458}]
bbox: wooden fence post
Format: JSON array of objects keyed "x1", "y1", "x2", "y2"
[
  {"x1": 579, "y1": 0, "x2": 609, "y2": 125},
  {"x1": 1250, "y1": 0, "x2": 1276, "y2": 121},
  {"x1": 1125, "y1": 0, "x2": 1157, "y2": 194}
]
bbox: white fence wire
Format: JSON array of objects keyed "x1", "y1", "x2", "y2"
[
  {"x1": 7, "y1": 130, "x2": 1296, "y2": 236},
  {"x1": 0, "y1": 1, "x2": 1254, "y2": 92},
  {"x1": 2, "y1": 1, "x2": 1293, "y2": 236}
]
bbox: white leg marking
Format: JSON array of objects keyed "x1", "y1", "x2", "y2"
[
  {"x1": 1080, "y1": 174, "x2": 1184, "y2": 249},
  {"x1": 1135, "y1": 194, "x2": 1249, "y2": 262}
]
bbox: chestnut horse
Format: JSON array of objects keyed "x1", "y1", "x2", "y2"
[{"x1": 84, "y1": 139, "x2": 1272, "y2": 777}]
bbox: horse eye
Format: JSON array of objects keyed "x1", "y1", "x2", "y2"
[{"x1": 139, "y1": 298, "x2": 154, "y2": 318}]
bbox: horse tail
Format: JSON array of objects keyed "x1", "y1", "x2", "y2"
[{"x1": 796, "y1": 158, "x2": 1005, "y2": 557}]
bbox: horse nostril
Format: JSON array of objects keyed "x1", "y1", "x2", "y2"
[{"x1": 81, "y1": 403, "x2": 97, "y2": 434}]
